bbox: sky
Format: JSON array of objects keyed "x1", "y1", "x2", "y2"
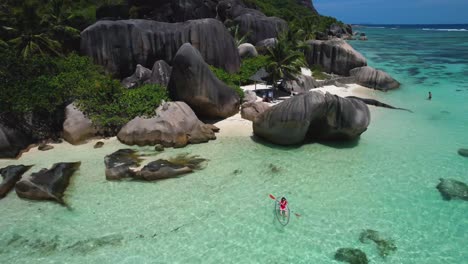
[{"x1": 314, "y1": 0, "x2": 468, "y2": 24}]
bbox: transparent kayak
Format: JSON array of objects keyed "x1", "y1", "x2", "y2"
[{"x1": 275, "y1": 200, "x2": 290, "y2": 226}]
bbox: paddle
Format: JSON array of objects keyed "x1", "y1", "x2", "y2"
[{"x1": 269, "y1": 194, "x2": 301, "y2": 218}]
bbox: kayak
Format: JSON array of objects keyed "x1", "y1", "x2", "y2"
[{"x1": 274, "y1": 199, "x2": 290, "y2": 226}]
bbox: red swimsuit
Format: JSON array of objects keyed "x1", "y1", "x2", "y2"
[{"x1": 280, "y1": 200, "x2": 288, "y2": 211}]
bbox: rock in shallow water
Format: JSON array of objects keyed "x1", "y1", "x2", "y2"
[
  {"x1": 458, "y1": 148, "x2": 468, "y2": 157},
  {"x1": 334, "y1": 248, "x2": 368, "y2": 264},
  {"x1": 253, "y1": 91, "x2": 370, "y2": 145},
  {"x1": 104, "y1": 149, "x2": 142, "y2": 180},
  {"x1": 359, "y1": 229, "x2": 397, "y2": 258},
  {"x1": 15, "y1": 162, "x2": 81, "y2": 205},
  {"x1": 133, "y1": 160, "x2": 193, "y2": 181},
  {"x1": 0, "y1": 165, "x2": 32, "y2": 199},
  {"x1": 350, "y1": 66, "x2": 400, "y2": 91},
  {"x1": 436, "y1": 178, "x2": 468, "y2": 201},
  {"x1": 168, "y1": 43, "x2": 240, "y2": 118}
]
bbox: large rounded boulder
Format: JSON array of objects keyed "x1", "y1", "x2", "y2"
[
  {"x1": 62, "y1": 103, "x2": 98, "y2": 145},
  {"x1": 168, "y1": 43, "x2": 240, "y2": 118},
  {"x1": 241, "y1": 101, "x2": 270, "y2": 122},
  {"x1": 305, "y1": 39, "x2": 367, "y2": 76},
  {"x1": 253, "y1": 91, "x2": 370, "y2": 145},
  {"x1": 238, "y1": 43, "x2": 258, "y2": 59},
  {"x1": 117, "y1": 101, "x2": 217, "y2": 147},
  {"x1": 281, "y1": 74, "x2": 319, "y2": 94},
  {"x1": 436, "y1": 178, "x2": 468, "y2": 201},
  {"x1": 81, "y1": 18, "x2": 240, "y2": 77},
  {"x1": 350, "y1": 66, "x2": 400, "y2": 91}
]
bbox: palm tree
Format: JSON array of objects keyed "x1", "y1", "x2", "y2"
[
  {"x1": 265, "y1": 32, "x2": 307, "y2": 93},
  {"x1": 229, "y1": 25, "x2": 250, "y2": 47}
]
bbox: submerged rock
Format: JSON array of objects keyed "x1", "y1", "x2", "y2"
[
  {"x1": 0, "y1": 123, "x2": 33, "y2": 159},
  {"x1": 93, "y1": 141, "x2": 104, "y2": 149},
  {"x1": 104, "y1": 149, "x2": 142, "y2": 180},
  {"x1": 458, "y1": 148, "x2": 468, "y2": 157},
  {"x1": 436, "y1": 178, "x2": 468, "y2": 201},
  {"x1": 238, "y1": 43, "x2": 258, "y2": 59},
  {"x1": 117, "y1": 101, "x2": 217, "y2": 147},
  {"x1": 121, "y1": 64, "x2": 152, "y2": 89},
  {"x1": 168, "y1": 43, "x2": 240, "y2": 118},
  {"x1": 62, "y1": 103, "x2": 98, "y2": 145},
  {"x1": 359, "y1": 229, "x2": 397, "y2": 258},
  {"x1": 334, "y1": 248, "x2": 368, "y2": 264},
  {"x1": 81, "y1": 18, "x2": 240, "y2": 78},
  {"x1": 15, "y1": 162, "x2": 81, "y2": 205},
  {"x1": 0, "y1": 165, "x2": 32, "y2": 199},
  {"x1": 350, "y1": 66, "x2": 400, "y2": 91},
  {"x1": 134, "y1": 160, "x2": 193, "y2": 181},
  {"x1": 253, "y1": 91, "x2": 370, "y2": 145},
  {"x1": 305, "y1": 39, "x2": 367, "y2": 76}
]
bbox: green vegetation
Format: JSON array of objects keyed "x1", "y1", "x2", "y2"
[{"x1": 310, "y1": 65, "x2": 328, "y2": 80}]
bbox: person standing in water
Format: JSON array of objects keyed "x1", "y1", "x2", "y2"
[
  {"x1": 279, "y1": 197, "x2": 288, "y2": 217},
  {"x1": 428, "y1": 92, "x2": 432, "y2": 100}
]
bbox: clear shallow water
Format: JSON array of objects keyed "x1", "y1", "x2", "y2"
[{"x1": 1, "y1": 27, "x2": 468, "y2": 263}]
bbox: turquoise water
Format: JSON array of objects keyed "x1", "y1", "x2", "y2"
[{"x1": 1, "y1": 27, "x2": 468, "y2": 263}]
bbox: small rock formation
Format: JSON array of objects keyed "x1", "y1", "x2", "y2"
[
  {"x1": 436, "y1": 178, "x2": 468, "y2": 201},
  {"x1": 305, "y1": 39, "x2": 367, "y2": 76},
  {"x1": 93, "y1": 141, "x2": 104, "y2": 149},
  {"x1": 253, "y1": 91, "x2": 370, "y2": 145},
  {"x1": 241, "y1": 102, "x2": 270, "y2": 122},
  {"x1": 134, "y1": 160, "x2": 192, "y2": 181},
  {"x1": 62, "y1": 103, "x2": 98, "y2": 145},
  {"x1": 154, "y1": 144, "x2": 164, "y2": 151},
  {"x1": 281, "y1": 75, "x2": 319, "y2": 94},
  {"x1": 0, "y1": 123, "x2": 33, "y2": 159},
  {"x1": 217, "y1": 1, "x2": 287, "y2": 44},
  {"x1": 0, "y1": 165, "x2": 32, "y2": 199},
  {"x1": 104, "y1": 149, "x2": 142, "y2": 180},
  {"x1": 15, "y1": 162, "x2": 81, "y2": 205},
  {"x1": 359, "y1": 229, "x2": 397, "y2": 258},
  {"x1": 121, "y1": 64, "x2": 152, "y2": 89},
  {"x1": 457, "y1": 148, "x2": 468, "y2": 157},
  {"x1": 238, "y1": 43, "x2": 258, "y2": 59},
  {"x1": 359, "y1": 33, "x2": 368, "y2": 41},
  {"x1": 255, "y1": 38, "x2": 277, "y2": 54},
  {"x1": 350, "y1": 66, "x2": 400, "y2": 91},
  {"x1": 168, "y1": 43, "x2": 240, "y2": 118},
  {"x1": 38, "y1": 144, "x2": 54, "y2": 151},
  {"x1": 81, "y1": 18, "x2": 240, "y2": 78},
  {"x1": 328, "y1": 23, "x2": 352, "y2": 38},
  {"x1": 334, "y1": 248, "x2": 368, "y2": 264},
  {"x1": 145, "y1": 60, "x2": 172, "y2": 87},
  {"x1": 243, "y1": 90, "x2": 258, "y2": 103},
  {"x1": 117, "y1": 102, "x2": 217, "y2": 147}
]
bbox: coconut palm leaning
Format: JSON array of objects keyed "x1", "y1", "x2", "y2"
[{"x1": 265, "y1": 31, "x2": 307, "y2": 93}]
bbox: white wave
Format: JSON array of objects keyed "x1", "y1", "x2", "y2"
[{"x1": 422, "y1": 28, "x2": 468, "y2": 32}]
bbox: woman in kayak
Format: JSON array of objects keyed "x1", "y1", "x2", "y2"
[{"x1": 279, "y1": 197, "x2": 288, "y2": 217}]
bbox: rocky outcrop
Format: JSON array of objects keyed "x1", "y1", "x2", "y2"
[
  {"x1": 296, "y1": 0, "x2": 319, "y2": 14},
  {"x1": 350, "y1": 66, "x2": 400, "y2": 91},
  {"x1": 145, "y1": 60, "x2": 172, "y2": 87},
  {"x1": 117, "y1": 101, "x2": 217, "y2": 147},
  {"x1": 305, "y1": 39, "x2": 367, "y2": 76},
  {"x1": 328, "y1": 23, "x2": 353, "y2": 38},
  {"x1": 133, "y1": 160, "x2": 193, "y2": 181},
  {"x1": 238, "y1": 43, "x2": 258, "y2": 59},
  {"x1": 15, "y1": 162, "x2": 81, "y2": 205},
  {"x1": 81, "y1": 18, "x2": 240, "y2": 77},
  {"x1": 0, "y1": 123, "x2": 33, "y2": 159},
  {"x1": 217, "y1": 1, "x2": 287, "y2": 44},
  {"x1": 334, "y1": 248, "x2": 368, "y2": 264},
  {"x1": 436, "y1": 178, "x2": 468, "y2": 201},
  {"x1": 241, "y1": 101, "x2": 270, "y2": 122},
  {"x1": 281, "y1": 75, "x2": 319, "y2": 94},
  {"x1": 0, "y1": 165, "x2": 32, "y2": 199},
  {"x1": 104, "y1": 149, "x2": 141, "y2": 180},
  {"x1": 243, "y1": 90, "x2": 258, "y2": 103},
  {"x1": 168, "y1": 43, "x2": 240, "y2": 118},
  {"x1": 62, "y1": 103, "x2": 98, "y2": 145},
  {"x1": 253, "y1": 91, "x2": 370, "y2": 145},
  {"x1": 121, "y1": 64, "x2": 152, "y2": 89}
]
